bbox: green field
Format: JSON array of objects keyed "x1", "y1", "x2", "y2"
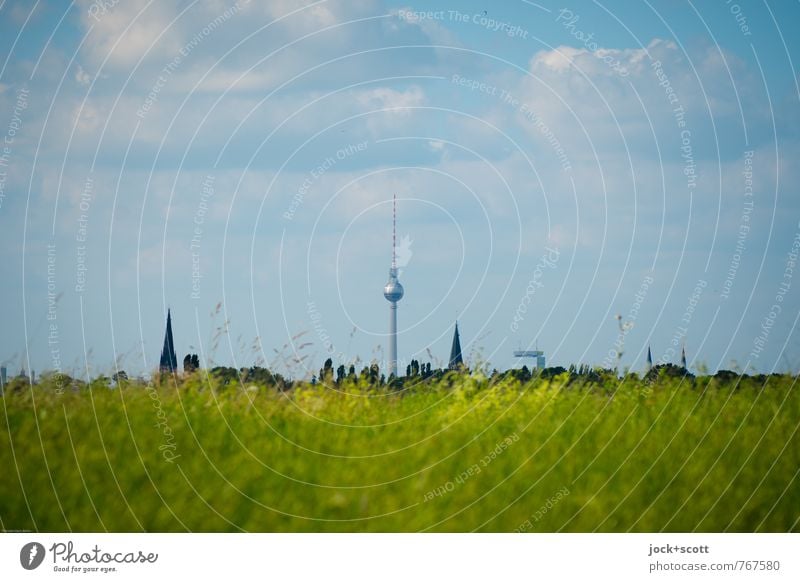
[{"x1": 1, "y1": 371, "x2": 798, "y2": 532}]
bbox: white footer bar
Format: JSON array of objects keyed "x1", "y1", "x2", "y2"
[{"x1": 1, "y1": 533, "x2": 797, "y2": 581}]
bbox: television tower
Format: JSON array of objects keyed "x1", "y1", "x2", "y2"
[{"x1": 383, "y1": 194, "x2": 404, "y2": 377}]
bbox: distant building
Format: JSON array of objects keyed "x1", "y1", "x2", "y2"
[
  {"x1": 159, "y1": 309, "x2": 178, "y2": 374},
  {"x1": 0, "y1": 366, "x2": 6, "y2": 395},
  {"x1": 646, "y1": 346, "x2": 653, "y2": 372},
  {"x1": 513, "y1": 349, "x2": 546, "y2": 369},
  {"x1": 449, "y1": 322, "x2": 464, "y2": 370}
]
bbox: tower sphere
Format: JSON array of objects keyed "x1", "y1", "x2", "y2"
[{"x1": 384, "y1": 273, "x2": 404, "y2": 302}]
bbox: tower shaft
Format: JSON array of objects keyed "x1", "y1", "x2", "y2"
[{"x1": 388, "y1": 301, "x2": 398, "y2": 376}]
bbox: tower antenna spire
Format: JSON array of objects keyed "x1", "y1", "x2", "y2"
[{"x1": 392, "y1": 193, "x2": 397, "y2": 270}]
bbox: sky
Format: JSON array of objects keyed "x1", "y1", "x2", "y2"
[{"x1": 0, "y1": 0, "x2": 799, "y2": 379}]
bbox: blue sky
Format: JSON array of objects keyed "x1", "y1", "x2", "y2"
[{"x1": 1, "y1": 0, "x2": 799, "y2": 379}]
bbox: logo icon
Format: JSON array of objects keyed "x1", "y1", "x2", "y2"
[{"x1": 20, "y1": 542, "x2": 45, "y2": 570}]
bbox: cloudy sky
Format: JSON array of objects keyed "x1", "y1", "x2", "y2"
[{"x1": 1, "y1": 0, "x2": 799, "y2": 378}]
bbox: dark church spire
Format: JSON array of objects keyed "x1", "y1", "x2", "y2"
[
  {"x1": 449, "y1": 322, "x2": 464, "y2": 370},
  {"x1": 159, "y1": 309, "x2": 177, "y2": 374}
]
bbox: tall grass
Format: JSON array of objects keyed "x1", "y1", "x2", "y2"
[{"x1": 1, "y1": 372, "x2": 797, "y2": 532}]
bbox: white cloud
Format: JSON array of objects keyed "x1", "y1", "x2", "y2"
[
  {"x1": 74, "y1": 64, "x2": 92, "y2": 86},
  {"x1": 531, "y1": 38, "x2": 675, "y2": 77},
  {"x1": 76, "y1": 0, "x2": 383, "y2": 75},
  {"x1": 356, "y1": 86, "x2": 425, "y2": 112},
  {"x1": 77, "y1": 0, "x2": 184, "y2": 69}
]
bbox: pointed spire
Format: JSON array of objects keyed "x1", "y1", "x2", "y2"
[
  {"x1": 159, "y1": 309, "x2": 178, "y2": 374},
  {"x1": 449, "y1": 322, "x2": 464, "y2": 370},
  {"x1": 681, "y1": 344, "x2": 687, "y2": 369},
  {"x1": 646, "y1": 345, "x2": 653, "y2": 372}
]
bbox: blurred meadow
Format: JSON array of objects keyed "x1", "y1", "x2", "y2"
[{"x1": 1, "y1": 371, "x2": 798, "y2": 532}]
